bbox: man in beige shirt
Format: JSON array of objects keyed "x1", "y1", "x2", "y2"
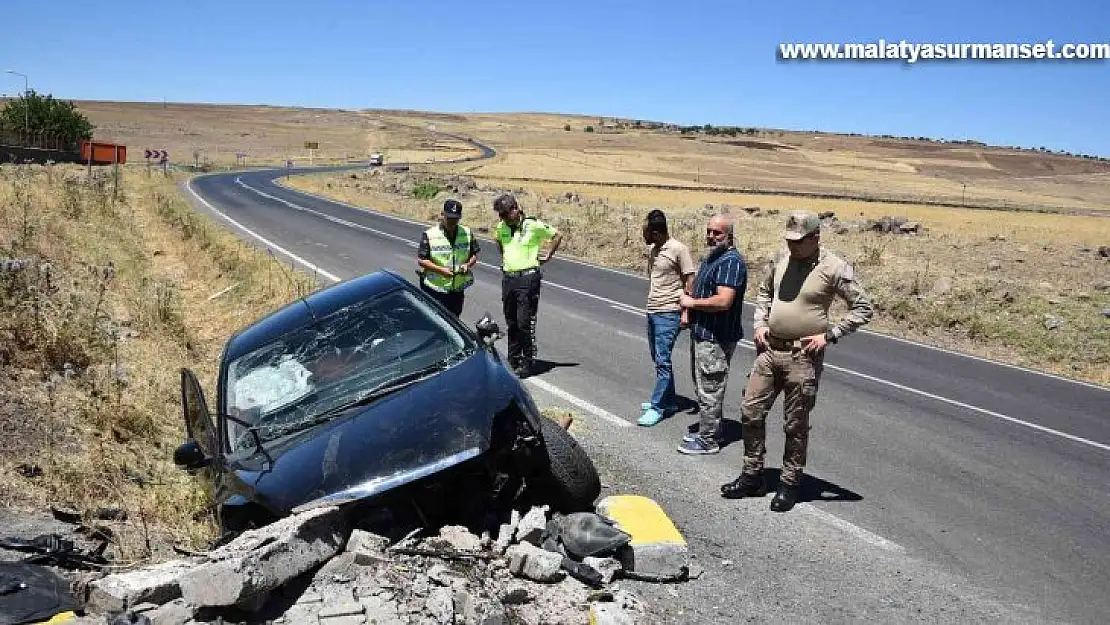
[
  {"x1": 721, "y1": 211, "x2": 873, "y2": 512},
  {"x1": 639, "y1": 210, "x2": 696, "y2": 426}
]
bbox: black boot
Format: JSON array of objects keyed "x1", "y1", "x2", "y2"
[
  {"x1": 720, "y1": 473, "x2": 767, "y2": 499},
  {"x1": 770, "y1": 484, "x2": 798, "y2": 512}
]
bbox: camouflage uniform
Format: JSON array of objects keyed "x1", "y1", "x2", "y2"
[
  {"x1": 690, "y1": 338, "x2": 737, "y2": 441},
  {"x1": 739, "y1": 221, "x2": 873, "y2": 488}
]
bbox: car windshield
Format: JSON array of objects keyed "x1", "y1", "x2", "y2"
[{"x1": 223, "y1": 287, "x2": 474, "y2": 449}]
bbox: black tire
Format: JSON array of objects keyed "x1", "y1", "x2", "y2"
[{"x1": 533, "y1": 417, "x2": 602, "y2": 512}]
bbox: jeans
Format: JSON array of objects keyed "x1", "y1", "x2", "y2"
[{"x1": 647, "y1": 311, "x2": 682, "y2": 413}]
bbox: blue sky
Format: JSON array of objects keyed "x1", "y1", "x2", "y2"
[{"x1": 2, "y1": 0, "x2": 1107, "y2": 155}]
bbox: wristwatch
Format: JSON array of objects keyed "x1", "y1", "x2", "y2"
[{"x1": 824, "y1": 329, "x2": 838, "y2": 344}]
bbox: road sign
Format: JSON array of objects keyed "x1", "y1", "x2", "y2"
[
  {"x1": 144, "y1": 149, "x2": 168, "y2": 160},
  {"x1": 304, "y1": 141, "x2": 319, "y2": 150}
]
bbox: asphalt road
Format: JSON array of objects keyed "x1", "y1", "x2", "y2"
[{"x1": 184, "y1": 165, "x2": 1109, "y2": 624}]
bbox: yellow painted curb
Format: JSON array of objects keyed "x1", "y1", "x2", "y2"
[
  {"x1": 34, "y1": 612, "x2": 76, "y2": 624},
  {"x1": 597, "y1": 494, "x2": 685, "y2": 546}
]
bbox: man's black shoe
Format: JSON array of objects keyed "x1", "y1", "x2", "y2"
[
  {"x1": 770, "y1": 485, "x2": 799, "y2": 512},
  {"x1": 720, "y1": 473, "x2": 767, "y2": 499}
]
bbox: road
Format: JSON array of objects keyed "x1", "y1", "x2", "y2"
[{"x1": 184, "y1": 162, "x2": 1109, "y2": 624}]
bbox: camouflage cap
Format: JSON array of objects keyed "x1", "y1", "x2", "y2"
[{"x1": 782, "y1": 211, "x2": 821, "y2": 240}]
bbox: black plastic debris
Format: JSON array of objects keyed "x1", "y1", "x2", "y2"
[
  {"x1": 0, "y1": 534, "x2": 111, "y2": 570},
  {"x1": 544, "y1": 512, "x2": 632, "y2": 560},
  {"x1": 0, "y1": 561, "x2": 76, "y2": 625}
]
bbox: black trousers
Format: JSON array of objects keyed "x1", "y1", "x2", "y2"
[
  {"x1": 421, "y1": 284, "x2": 465, "y2": 317},
  {"x1": 502, "y1": 271, "x2": 541, "y2": 366}
]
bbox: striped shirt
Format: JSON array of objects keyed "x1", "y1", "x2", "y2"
[{"x1": 689, "y1": 247, "x2": 747, "y2": 344}]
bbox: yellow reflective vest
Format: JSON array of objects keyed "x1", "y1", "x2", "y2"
[{"x1": 422, "y1": 225, "x2": 474, "y2": 292}]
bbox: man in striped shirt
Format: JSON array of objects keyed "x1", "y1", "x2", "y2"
[{"x1": 676, "y1": 214, "x2": 748, "y2": 455}]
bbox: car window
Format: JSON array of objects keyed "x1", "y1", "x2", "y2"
[{"x1": 224, "y1": 288, "x2": 472, "y2": 448}]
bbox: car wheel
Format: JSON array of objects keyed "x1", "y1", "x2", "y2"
[{"x1": 533, "y1": 417, "x2": 601, "y2": 512}]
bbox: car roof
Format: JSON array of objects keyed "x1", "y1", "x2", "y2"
[{"x1": 223, "y1": 269, "x2": 409, "y2": 362}]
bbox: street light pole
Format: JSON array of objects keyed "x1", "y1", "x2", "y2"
[{"x1": 4, "y1": 70, "x2": 29, "y2": 141}]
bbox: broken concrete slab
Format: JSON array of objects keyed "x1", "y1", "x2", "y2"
[
  {"x1": 583, "y1": 556, "x2": 623, "y2": 584},
  {"x1": 178, "y1": 505, "x2": 348, "y2": 608},
  {"x1": 346, "y1": 528, "x2": 390, "y2": 566},
  {"x1": 86, "y1": 558, "x2": 196, "y2": 613},
  {"x1": 507, "y1": 542, "x2": 565, "y2": 583},
  {"x1": 596, "y1": 495, "x2": 689, "y2": 581},
  {"x1": 513, "y1": 505, "x2": 549, "y2": 546},
  {"x1": 429, "y1": 524, "x2": 483, "y2": 552},
  {"x1": 589, "y1": 601, "x2": 637, "y2": 625},
  {"x1": 143, "y1": 598, "x2": 193, "y2": 625},
  {"x1": 425, "y1": 586, "x2": 455, "y2": 623}
]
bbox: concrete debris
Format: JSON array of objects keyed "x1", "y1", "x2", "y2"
[
  {"x1": 68, "y1": 497, "x2": 671, "y2": 625},
  {"x1": 178, "y1": 504, "x2": 348, "y2": 607},
  {"x1": 514, "y1": 505, "x2": 550, "y2": 546},
  {"x1": 429, "y1": 524, "x2": 483, "y2": 553},
  {"x1": 86, "y1": 558, "x2": 195, "y2": 613},
  {"x1": 583, "y1": 557, "x2": 623, "y2": 584},
  {"x1": 589, "y1": 601, "x2": 638, "y2": 625},
  {"x1": 507, "y1": 542, "x2": 566, "y2": 583}
]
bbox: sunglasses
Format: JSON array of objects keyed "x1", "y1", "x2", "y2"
[{"x1": 707, "y1": 228, "x2": 727, "y2": 236}]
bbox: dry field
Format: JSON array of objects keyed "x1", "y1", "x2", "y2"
[
  {"x1": 72, "y1": 101, "x2": 478, "y2": 168},
  {"x1": 372, "y1": 110, "x2": 1110, "y2": 214},
  {"x1": 0, "y1": 162, "x2": 319, "y2": 557}
]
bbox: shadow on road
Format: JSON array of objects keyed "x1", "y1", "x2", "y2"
[
  {"x1": 525, "y1": 359, "x2": 579, "y2": 376},
  {"x1": 685, "y1": 417, "x2": 743, "y2": 449},
  {"x1": 763, "y1": 468, "x2": 864, "y2": 503}
]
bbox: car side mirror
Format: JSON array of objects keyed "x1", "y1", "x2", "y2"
[
  {"x1": 174, "y1": 440, "x2": 211, "y2": 470},
  {"x1": 475, "y1": 313, "x2": 501, "y2": 346}
]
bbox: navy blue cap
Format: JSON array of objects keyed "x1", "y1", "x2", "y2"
[{"x1": 443, "y1": 199, "x2": 462, "y2": 218}]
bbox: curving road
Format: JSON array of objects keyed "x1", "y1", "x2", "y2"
[{"x1": 182, "y1": 148, "x2": 1108, "y2": 623}]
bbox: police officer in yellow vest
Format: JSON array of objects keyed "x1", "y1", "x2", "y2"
[
  {"x1": 417, "y1": 199, "x2": 479, "y2": 317},
  {"x1": 493, "y1": 193, "x2": 562, "y2": 377}
]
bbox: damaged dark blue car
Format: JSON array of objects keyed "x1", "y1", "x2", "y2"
[{"x1": 173, "y1": 269, "x2": 601, "y2": 535}]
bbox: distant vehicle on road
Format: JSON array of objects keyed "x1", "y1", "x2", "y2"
[{"x1": 368, "y1": 152, "x2": 384, "y2": 166}]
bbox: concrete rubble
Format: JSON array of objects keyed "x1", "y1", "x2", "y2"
[{"x1": 70, "y1": 498, "x2": 669, "y2": 624}]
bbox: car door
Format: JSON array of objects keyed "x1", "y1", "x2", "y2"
[{"x1": 180, "y1": 367, "x2": 218, "y2": 464}]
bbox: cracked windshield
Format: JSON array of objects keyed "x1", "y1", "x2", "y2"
[{"x1": 224, "y1": 288, "x2": 472, "y2": 448}]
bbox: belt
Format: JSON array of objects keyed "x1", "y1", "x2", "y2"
[
  {"x1": 766, "y1": 334, "x2": 805, "y2": 351},
  {"x1": 502, "y1": 267, "x2": 539, "y2": 277}
]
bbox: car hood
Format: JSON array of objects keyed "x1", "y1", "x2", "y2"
[{"x1": 224, "y1": 350, "x2": 513, "y2": 516}]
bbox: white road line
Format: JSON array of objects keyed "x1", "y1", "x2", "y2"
[
  {"x1": 273, "y1": 175, "x2": 1110, "y2": 392},
  {"x1": 819, "y1": 362, "x2": 1110, "y2": 452},
  {"x1": 235, "y1": 177, "x2": 418, "y2": 248},
  {"x1": 611, "y1": 304, "x2": 646, "y2": 316},
  {"x1": 799, "y1": 504, "x2": 905, "y2": 553},
  {"x1": 524, "y1": 377, "x2": 631, "y2": 428},
  {"x1": 184, "y1": 179, "x2": 343, "y2": 283},
  {"x1": 228, "y1": 174, "x2": 1110, "y2": 454}
]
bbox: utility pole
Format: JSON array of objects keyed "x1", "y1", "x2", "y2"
[{"x1": 4, "y1": 70, "x2": 29, "y2": 142}]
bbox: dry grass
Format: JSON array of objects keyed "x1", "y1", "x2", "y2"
[
  {"x1": 286, "y1": 168, "x2": 1110, "y2": 387},
  {"x1": 0, "y1": 162, "x2": 319, "y2": 559}
]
